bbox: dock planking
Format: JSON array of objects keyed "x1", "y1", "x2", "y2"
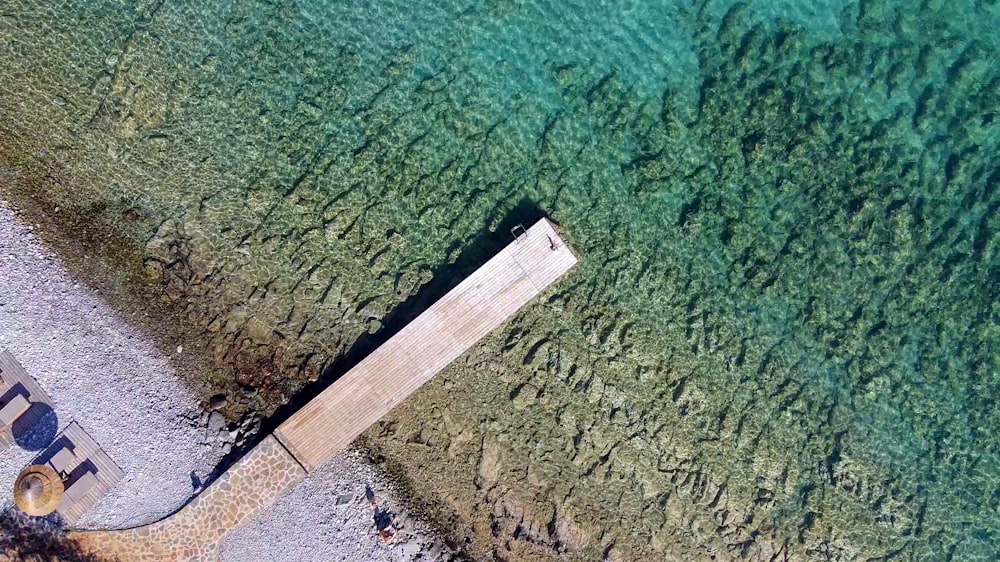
[{"x1": 275, "y1": 218, "x2": 577, "y2": 472}]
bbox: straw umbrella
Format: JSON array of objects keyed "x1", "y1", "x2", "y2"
[{"x1": 13, "y1": 464, "x2": 64, "y2": 516}]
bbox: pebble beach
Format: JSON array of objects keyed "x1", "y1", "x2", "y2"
[
  {"x1": 0, "y1": 200, "x2": 453, "y2": 561},
  {"x1": 1, "y1": 0, "x2": 996, "y2": 559}
]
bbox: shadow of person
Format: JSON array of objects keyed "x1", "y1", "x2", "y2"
[
  {"x1": 190, "y1": 470, "x2": 203, "y2": 492},
  {"x1": 13, "y1": 402, "x2": 58, "y2": 452}
]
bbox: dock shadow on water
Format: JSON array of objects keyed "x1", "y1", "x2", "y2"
[
  {"x1": 1, "y1": 0, "x2": 996, "y2": 559},
  {"x1": 12, "y1": 405, "x2": 58, "y2": 453},
  {"x1": 0, "y1": 510, "x2": 100, "y2": 562},
  {"x1": 207, "y1": 199, "x2": 545, "y2": 481}
]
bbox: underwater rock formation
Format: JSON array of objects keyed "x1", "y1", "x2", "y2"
[{"x1": 0, "y1": 0, "x2": 996, "y2": 560}]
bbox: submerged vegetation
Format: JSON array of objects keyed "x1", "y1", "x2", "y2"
[{"x1": 0, "y1": 0, "x2": 996, "y2": 560}]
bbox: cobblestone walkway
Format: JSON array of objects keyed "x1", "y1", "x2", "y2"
[{"x1": 72, "y1": 436, "x2": 305, "y2": 561}]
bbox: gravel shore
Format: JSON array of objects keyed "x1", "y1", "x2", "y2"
[
  {"x1": 222, "y1": 449, "x2": 456, "y2": 562},
  {"x1": 0, "y1": 201, "x2": 223, "y2": 530},
  {"x1": 0, "y1": 201, "x2": 453, "y2": 560}
]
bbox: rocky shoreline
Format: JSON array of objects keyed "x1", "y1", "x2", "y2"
[{"x1": 0, "y1": 200, "x2": 455, "y2": 561}]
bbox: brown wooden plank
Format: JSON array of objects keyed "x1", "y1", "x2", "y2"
[{"x1": 275, "y1": 218, "x2": 577, "y2": 472}]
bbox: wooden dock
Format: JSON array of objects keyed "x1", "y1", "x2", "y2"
[
  {"x1": 274, "y1": 218, "x2": 577, "y2": 472},
  {"x1": 35, "y1": 421, "x2": 126, "y2": 525}
]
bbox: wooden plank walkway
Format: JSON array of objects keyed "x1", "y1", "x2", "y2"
[
  {"x1": 275, "y1": 218, "x2": 577, "y2": 472},
  {"x1": 33, "y1": 421, "x2": 125, "y2": 525},
  {"x1": 74, "y1": 217, "x2": 577, "y2": 561},
  {"x1": 0, "y1": 350, "x2": 56, "y2": 450}
]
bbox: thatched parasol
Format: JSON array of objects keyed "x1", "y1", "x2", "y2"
[{"x1": 13, "y1": 464, "x2": 64, "y2": 516}]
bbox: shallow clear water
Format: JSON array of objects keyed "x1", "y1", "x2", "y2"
[{"x1": 0, "y1": 0, "x2": 997, "y2": 559}]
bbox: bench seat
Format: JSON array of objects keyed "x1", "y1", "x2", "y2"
[{"x1": 0, "y1": 393, "x2": 30, "y2": 428}]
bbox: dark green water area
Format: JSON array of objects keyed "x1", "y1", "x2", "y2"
[{"x1": 0, "y1": 1, "x2": 997, "y2": 560}]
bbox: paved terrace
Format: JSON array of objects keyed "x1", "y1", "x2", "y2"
[{"x1": 73, "y1": 218, "x2": 577, "y2": 561}]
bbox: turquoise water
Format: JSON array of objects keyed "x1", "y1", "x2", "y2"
[{"x1": 0, "y1": 0, "x2": 997, "y2": 559}]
